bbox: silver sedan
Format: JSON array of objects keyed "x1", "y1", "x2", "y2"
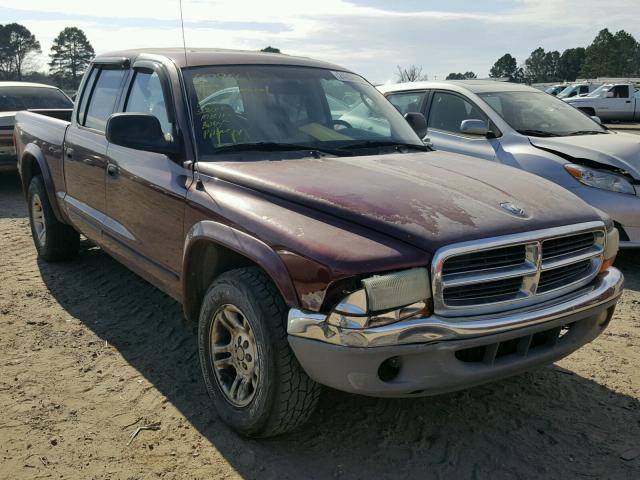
[{"x1": 378, "y1": 80, "x2": 640, "y2": 248}]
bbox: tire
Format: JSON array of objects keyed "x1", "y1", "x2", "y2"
[
  {"x1": 27, "y1": 175, "x2": 79, "y2": 261},
  {"x1": 198, "y1": 267, "x2": 321, "y2": 437}
]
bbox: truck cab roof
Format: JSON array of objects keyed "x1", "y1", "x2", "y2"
[{"x1": 94, "y1": 48, "x2": 349, "y2": 72}]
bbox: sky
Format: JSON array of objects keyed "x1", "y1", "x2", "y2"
[{"x1": 1, "y1": 0, "x2": 638, "y2": 84}]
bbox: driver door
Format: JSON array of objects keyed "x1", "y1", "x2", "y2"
[
  {"x1": 103, "y1": 63, "x2": 189, "y2": 298},
  {"x1": 424, "y1": 91, "x2": 498, "y2": 161}
]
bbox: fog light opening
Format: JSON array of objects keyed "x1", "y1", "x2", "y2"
[{"x1": 378, "y1": 356, "x2": 401, "y2": 382}]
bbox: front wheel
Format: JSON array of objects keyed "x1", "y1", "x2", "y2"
[
  {"x1": 198, "y1": 267, "x2": 321, "y2": 437},
  {"x1": 28, "y1": 175, "x2": 79, "y2": 261}
]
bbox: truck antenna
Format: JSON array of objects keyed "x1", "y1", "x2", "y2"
[{"x1": 179, "y1": 0, "x2": 189, "y2": 66}]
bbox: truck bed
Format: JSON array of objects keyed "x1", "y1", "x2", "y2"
[{"x1": 15, "y1": 110, "x2": 72, "y2": 201}]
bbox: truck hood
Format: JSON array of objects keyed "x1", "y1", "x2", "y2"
[
  {"x1": 529, "y1": 133, "x2": 640, "y2": 179},
  {"x1": 563, "y1": 97, "x2": 594, "y2": 104},
  {"x1": 0, "y1": 112, "x2": 16, "y2": 129},
  {"x1": 197, "y1": 152, "x2": 600, "y2": 252}
]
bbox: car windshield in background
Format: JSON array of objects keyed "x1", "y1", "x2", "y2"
[
  {"x1": 479, "y1": 91, "x2": 606, "y2": 137},
  {"x1": 587, "y1": 85, "x2": 611, "y2": 97},
  {"x1": 0, "y1": 87, "x2": 72, "y2": 112},
  {"x1": 182, "y1": 65, "x2": 424, "y2": 158}
]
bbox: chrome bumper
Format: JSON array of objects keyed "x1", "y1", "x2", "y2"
[{"x1": 287, "y1": 267, "x2": 624, "y2": 348}]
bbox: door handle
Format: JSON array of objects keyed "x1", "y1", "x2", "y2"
[
  {"x1": 107, "y1": 164, "x2": 119, "y2": 177},
  {"x1": 65, "y1": 148, "x2": 74, "y2": 159},
  {"x1": 626, "y1": 100, "x2": 631, "y2": 103}
]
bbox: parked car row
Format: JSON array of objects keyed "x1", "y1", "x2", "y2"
[
  {"x1": 9, "y1": 48, "x2": 629, "y2": 437},
  {"x1": 557, "y1": 82, "x2": 602, "y2": 99},
  {"x1": 563, "y1": 82, "x2": 640, "y2": 121}
]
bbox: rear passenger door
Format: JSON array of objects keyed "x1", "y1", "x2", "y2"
[
  {"x1": 424, "y1": 91, "x2": 498, "y2": 161},
  {"x1": 64, "y1": 62, "x2": 128, "y2": 240},
  {"x1": 103, "y1": 61, "x2": 189, "y2": 297}
]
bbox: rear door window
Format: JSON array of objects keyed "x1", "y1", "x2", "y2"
[
  {"x1": 84, "y1": 68, "x2": 127, "y2": 132},
  {"x1": 76, "y1": 67, "x2": 98, "y2": 124},
  {"x1": 386, "y1": 91, "x2": 426, "y2": 115}
]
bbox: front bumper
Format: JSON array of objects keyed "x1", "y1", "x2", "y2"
[
  {"x1": 287, "y1": 268, "x2": 623, "y2": 397},
  {"x1": 569, "y1": 186, "x2": 640, "y2": 247}
]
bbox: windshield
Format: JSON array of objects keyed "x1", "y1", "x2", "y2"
[
  {"x1": 183, "y1": 65, "x2": 424, "y2": 158},
  {"x1": 479, "y1": 91, "x2": 606, "y2": 137},
  {"x1": 557, "y1": 86, "x2": 578, "y2": 99},
  {"x1": 0, "y1": 86, "x2": 72, "y2": 112},
  {"x1": 587, "y1": 85, "x2": 611, "y2": 98}
]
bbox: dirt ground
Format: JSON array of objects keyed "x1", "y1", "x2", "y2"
[{"x1": 0, "y1": 171, "x2": 638, "y2": 480}]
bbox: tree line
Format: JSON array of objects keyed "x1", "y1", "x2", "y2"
[
  {"x1": 488, "y1": 28, "x2": 640, "y2": 83},
  {"x1": 396, "y1": 28, "x2": 640, "y2": 84},
  {"x1": 0, "y1": 23, "x2": 94, "y2": 90}
]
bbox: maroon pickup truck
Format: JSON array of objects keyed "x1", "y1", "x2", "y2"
[{"x1": 14, "y1": 48, "x2": 623, "y2": 437}]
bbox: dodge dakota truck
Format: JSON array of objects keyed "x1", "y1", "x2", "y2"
[{"x1": 14, "y1": 48, "x2": 624, "y2": 437}]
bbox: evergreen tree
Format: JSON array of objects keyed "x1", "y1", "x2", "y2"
[
  {"x1": 49, "y1": 27, "x2": 94, "y2": 90},
  {"x1": 489, "y1": 54, "x2": 518, "y2": 81},
  {"x1": 557, "y1": 48, "x2": 586, "y2": 81},
  {"x1": 0, "y1": 23, "x2": 41, "y2": 80}
]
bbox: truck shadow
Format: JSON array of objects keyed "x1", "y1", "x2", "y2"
[{"x1": 36, "y1": 243, "x2": 639, "y2": 479}]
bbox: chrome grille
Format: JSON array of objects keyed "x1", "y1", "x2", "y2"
[
  {"x1": 444, "y1": 277, "x2": 523, "y2": 306},
  {"x1": 441, "y1": 244, "x2": 526, "y2": 275},
  {"x1": 542, "y1": 232, "x2": 595, "y2": 259},
  {"x1": 537, "y1": 259, "x2": 592, "y2": 293},
  {"x1": 432, "y1": 222, "x2": 606, "y2": 317}
]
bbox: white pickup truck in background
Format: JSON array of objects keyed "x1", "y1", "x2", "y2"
[
  {"x1": 564, "y1": 82, "x2": 640, "y2": 121},
  {"x1": 557, "y1": 82, "x2": 602, "y2": 99}
]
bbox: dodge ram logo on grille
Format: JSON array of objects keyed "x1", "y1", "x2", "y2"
[{"x1": 500, "y1": 202, "x2": 526, "y2": 217}]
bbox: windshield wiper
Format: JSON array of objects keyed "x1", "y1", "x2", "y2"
[
  {"x1": 337, "y1": 141, "x2": 429, "y2": 152},
  {"x1": 515, "y1": 129, "x2": 559, "y2": 137},
  {"x1": 213, "y1": 142, "x2": 341, "y2": 156},
  {"x1": 566, "y1": 130, "x2": 607, "y2": 136}
]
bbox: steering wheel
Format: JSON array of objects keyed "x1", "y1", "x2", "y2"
[{"x1": 331, "y1": 119, "x2": 352, "y2": 130}]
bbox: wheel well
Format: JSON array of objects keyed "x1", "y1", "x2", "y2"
[
  {"x1": 20, "y1": 153, "x2": 41, "y2": 196},
  {"x1": 578, "y1": 107, "x2": 596, "y2": 116},
  {"x1": 183, "y1": 240, "x2": 261, "y2": 322}
]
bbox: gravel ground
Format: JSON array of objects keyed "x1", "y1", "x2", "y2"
[{"x1": 0, "y1": 171, "x2": 639, "y2": 480}]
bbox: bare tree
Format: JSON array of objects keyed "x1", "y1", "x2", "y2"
[{"x1": 395, "y1": 65, "x2": 428, "y2": 83}]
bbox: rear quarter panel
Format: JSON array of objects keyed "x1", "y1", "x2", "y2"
[{"x1": 15, "y1": 111, "x2": 70, "y2": 218}]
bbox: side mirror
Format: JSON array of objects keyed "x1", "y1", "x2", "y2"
[
  {"x1": 404, "y1": 112, "x2": 427, "y2": 139},
  {"x1": 605, "y1": 91, "x2": 614, "y2": 98},
  {"x1": 106, "y1": 113, "x2": 179, "y2": 157},
  {"x1": 460, "y1": 119, "x2": 489, "y2": 136},
  {"x1": 591, "y1": 116, "x2": 602, "y2": 125}
]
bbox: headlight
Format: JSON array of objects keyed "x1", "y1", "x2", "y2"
[
  {"x1": 600, "y1": 226, "x2": 619, "y2": 272},
  {"x1": 329, "y1": 268, "x2": 431, "y2": 329},
  {"x1": 565, "y1": 164, "x2": 637, "y2": 195}
]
